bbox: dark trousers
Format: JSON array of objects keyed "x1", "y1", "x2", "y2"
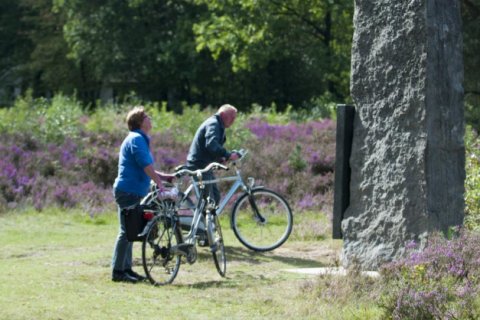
[
  {"x1": 111, "y1": 189, "x2": 142, "y2": 272},
  {"x1": 197, "y1": 171, "x2": 220, "y2": 206}
]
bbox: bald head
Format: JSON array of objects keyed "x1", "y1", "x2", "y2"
[{"x1": 218, "y1": 104, "x2": 237, "y2": 128}]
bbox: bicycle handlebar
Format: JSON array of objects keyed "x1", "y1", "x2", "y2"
[
  {"x1": 174, "y1": 162, "x2": 229, "y2": 178},
  {"x1": 231, "y1": 149, "x2": 248, "y2": 162}
]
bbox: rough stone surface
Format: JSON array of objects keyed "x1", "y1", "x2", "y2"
[{"x1": 342, "y1": 0, "x2": 465, "y2": 269}]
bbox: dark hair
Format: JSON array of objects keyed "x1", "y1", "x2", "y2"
[{"x1": 126, "y1": 106, "x2": 146, "y2": 131}]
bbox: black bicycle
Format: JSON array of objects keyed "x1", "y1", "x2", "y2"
[{"x1": 140, "y1": 162, "x2": 228, "y2": 285}]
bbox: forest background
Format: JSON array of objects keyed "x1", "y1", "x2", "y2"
[
  {"x1": 1, "y1": 0, "x2": 479, "y2": 129},
  {"x1": 1, "y1": 0, "x2": 479, "y2": 220}
]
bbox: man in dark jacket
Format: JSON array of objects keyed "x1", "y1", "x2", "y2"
[{"x1": 186, "y1": 104, "x2": 240, "y2": 205}]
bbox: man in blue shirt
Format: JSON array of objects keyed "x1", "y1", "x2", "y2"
[{"x1": 112, "y1": 106, "x2": 172, "y2": 283}]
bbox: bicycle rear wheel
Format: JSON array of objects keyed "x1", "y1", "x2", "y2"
[
  {"x1": 209, "y1": 213, "x2": 226, "y2": 277},
  {"x1": 142, "y1": 215, "x2": 182, "y2": 285},
  {"x1": 231, "y1": 187, "x2": 293, "y2": 252}
]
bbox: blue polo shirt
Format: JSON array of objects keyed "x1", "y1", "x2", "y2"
[{"x1": 113, "y1": 130, "x2": 154, "y2": 197}]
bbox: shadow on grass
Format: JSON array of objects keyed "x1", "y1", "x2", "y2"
[
  {"x1": 173, "y1": 279, "x2": 231, "y2": 289},
  {"x1": 130, "y1": 243, "x2": 326, "y2": 271},
  {"x1": 225, "y1": 246, "x2": 325, "y2": 268},
  {"x1": 169, "y1": 273, "x2": 276, "y2": 290}
]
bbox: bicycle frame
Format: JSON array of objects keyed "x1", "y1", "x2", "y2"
[
  {"x1": 180, "y1": 163, "x2": 255, "y2": 219},
  {"x1": 181, "y1": 195, "x2": 206, "y2": 244},
  {"x1": 140, "y1": 152, "x2": 291, "y2": 287}
]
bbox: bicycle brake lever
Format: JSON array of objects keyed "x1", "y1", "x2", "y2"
[{"x1": 215, "y1": 163, "x2": 229, "y2": 171}]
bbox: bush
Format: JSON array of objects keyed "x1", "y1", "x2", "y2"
[
  {"x1": 378, "y1": 230, "x2": 480, "y2": 319},
  {"x1": 242, "y1": 117, "x2": 335, "y2": 212},
  {"x1": 465, "y1": 126, "x2": 480, "y2": 229},
  {"x1": 465, "y1": 101, "x2": 480, "y2": 132},
  {"x1": 0, "y1": 132, "x2": 114, "y2": 215},
  {"x1": 0, "y1": 92, "x2": 82, "y2": 143},
  {"x1": 83, "y1": 103, "x2": 129, "y2": 135},
  {"x1": 0, "y1": 96, "x2": 337, "y2": 217}
]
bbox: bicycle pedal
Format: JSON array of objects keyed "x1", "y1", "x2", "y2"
[{"x1": 198, "y1": 239, "x2": 209, "y2": 247}]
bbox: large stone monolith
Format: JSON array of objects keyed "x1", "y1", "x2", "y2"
[{"x1": 342, "y1": 0, "x2": 465, "y2": 269}]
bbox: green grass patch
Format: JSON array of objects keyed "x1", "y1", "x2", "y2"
[{"x1": 0, "y1": 209, "x2": 380, "y2": 319}]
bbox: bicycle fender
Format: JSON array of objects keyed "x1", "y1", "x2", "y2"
[{"x1": 138, "y1": 217, "x2": 158, "y2": 238}]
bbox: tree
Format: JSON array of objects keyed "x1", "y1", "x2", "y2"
[
  {"x1": 0, "y1": 0, "x2": 99, "y2": 105},
  {"x1": 192, "y1": 0, "x2": 354, "y2": 104},
  {"x1": 0, "y1": 1, "x2": 33, "y2": 103},
  {"x1": 462, "y1": 0, "x2": 480, "y2": 129},
  {"x1": 55, "y1": 0, "x2": 216, "y2": 110},
  {"x1": 54, "y1": 0, "x2": 354, "y2": 110}
]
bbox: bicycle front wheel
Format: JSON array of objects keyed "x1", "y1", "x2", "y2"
[
  {"x1": 209, "y1": 214, "x2": 226, "y2": 277},
  {"x1": 231, "y1": 187, "x2": 293, "y2": 252},
  {"x1": 142, "y1": 215, "x2": 182, "y2": 285}
]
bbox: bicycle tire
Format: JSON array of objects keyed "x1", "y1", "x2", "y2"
[
  {"x1": 209, "y1": 214, "x2": 226, "y2": 277},
  {"x1": 142, "y1": 214, "x2": 182, "y2": 285},
  {"x1": 231, "y1": 187, "x2": 293, "y2": 252}
]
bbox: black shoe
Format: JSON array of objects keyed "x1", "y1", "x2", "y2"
[
  {"x1": 112, "y1": 270, "x2": 138, "y2": 283},
  {"x1": 125, "y1": 269, "x2": 146, "y2": 281}
]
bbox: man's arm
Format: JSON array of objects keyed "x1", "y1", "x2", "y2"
[{"x1": 204, "y1": 121, "x2": 230, "y2": 159}]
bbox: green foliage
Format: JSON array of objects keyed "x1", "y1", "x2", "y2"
[
  {"x1": 248, "y1": 103, "x2": 293, "y2": 125},
  {"x1": 288, "y1": 144, "x2": 308, "y2": 172},
  {"x1": 83, "y1": 104, "x2": 129, "y2": 135},
  {"x1": 3, "y1": 0, "x2": 480, "y2": 123},
  {"x1": 247, "y1": 97, "x2": 338, "y2": 124},
  {"x1": 0, "y1": 0, "x2": 90, "y2": 104},
  {"x1": 465, "y1": 126, "x2": 480, "y2": 229},
  {"x1": 149, "y1": 103, "x2": 215, "y2": 142},
  {"x1": 54, "y1": 0, "x2": 223, "y2": 108},
  {"x1": 146, "y1": 101, "x2": 177, "y2": 134},
  {"x1": 226, "y1": 111, "x2": 254, "y2": 150},
  {"x1": 151, "y1": 102, "x2": 253, "y2": 149},
  {"x1": 297, "y1": 93, "x2": 339, "y2": 121},
  {"x1": 168, "y1": 104, "x2": 211, "y2": 141},
  {"x1": 466, "y1": 101, "x2": 480, "y2": 132},
  {"x1": 462, "y1": 0, "x2": 480, "y2": 130},
  {"x1": 83, "y1": 101, "x2": 254, "y2": 149},
  {"x1": 0, "y1": 1, "x2": 31, "y2": 104},
  {"x1": 0, "y1": 91, "x2": 82, "y2": 143},
  {"x1": 193, "y1": 0, "x2": 354, "y2": 100}
]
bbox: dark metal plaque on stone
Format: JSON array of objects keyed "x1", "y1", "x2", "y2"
[{"x1": 332, "y1": 105, "x2": 355, "y2": 239}]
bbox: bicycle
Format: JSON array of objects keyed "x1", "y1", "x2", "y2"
[
  {"x1": 176, "y1": 149, "x2": 293, "y2": 252},
  {"x1": 139, "y1": 162, "x2": 229, "y2": 285}
]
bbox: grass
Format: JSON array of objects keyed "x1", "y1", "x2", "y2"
[{"x1": 0, "y1": 208, "x2": 381, "y2": 320}]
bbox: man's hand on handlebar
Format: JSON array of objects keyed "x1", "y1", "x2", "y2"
[{"x1": 229, "y1": 152, "x2": 240, "y2": 161}]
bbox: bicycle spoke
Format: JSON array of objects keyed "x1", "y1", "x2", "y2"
[
  {"x1": 142, "y1": 215, "x2": 181, "y2": 285},
  {"x1": 231, "y1": 188, "x2": 293, "y2": 251}
]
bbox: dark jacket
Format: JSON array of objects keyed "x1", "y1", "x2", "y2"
[{"x1": 186, "y1": 114, "x2": 231, "y2": 169}]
